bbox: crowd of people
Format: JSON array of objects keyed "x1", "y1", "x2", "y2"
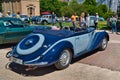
[
  {"x1": 0, "y1": 11, "x2": 21, "y2": 18},
  {"x1": 107, "y1": 15, "x2": 118, "y2": 34},
  {"x1": 0, "y1": 11, "x2": 32, "y2": 24},
  {"x1": 0, "y1": 11, "x2": 119, "y2": 34},
  {"x1": 71, "y1": 12, "x2": 119, "y2": 34},
  {"x1": 71, "y1": 12, "x2": 99, "y2": 30}
]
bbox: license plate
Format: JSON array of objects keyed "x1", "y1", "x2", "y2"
[{"x1": 11, "y1": 57, "x2": 23, "y2": 64}]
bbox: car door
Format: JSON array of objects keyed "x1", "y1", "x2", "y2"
[
  {"x1": 75, "y1": 30, "x2": 93, "y2": 55},
  {"x1": 0, "y1": 21, "x2": 6, "y2": 44},
  {"x1": 3, "y1": 22, "x2": 22, "y2": 43},
  {"x1": 3, "y1": 19, "x2": 32, "y2": 44}
]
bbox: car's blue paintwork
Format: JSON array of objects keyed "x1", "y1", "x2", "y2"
[{"x1": 8, "y1": 27, "x2": 109, "y2": 67}]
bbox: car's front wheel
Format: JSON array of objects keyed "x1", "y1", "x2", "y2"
[
  {"x1": 98, "y1": 37, "x2": 108, "y2": 51},
  {"x1": 42, "y1": 21, "x2": 48, "y2": 25},
  {"x1": 55, "y1": 49, "x2": 72, "y2": 70}
]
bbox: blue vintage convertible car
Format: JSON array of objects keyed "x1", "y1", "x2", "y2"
[{"x1": 7, "y1": 26, "x2": 109, "y2": 70}]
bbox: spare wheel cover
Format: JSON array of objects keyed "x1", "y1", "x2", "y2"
[{"x1": 17, "y1": 34, "x2": 45, "y2": 55}]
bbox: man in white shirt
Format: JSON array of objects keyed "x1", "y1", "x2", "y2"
[
  {"x1": 94, "y1": 13, "x2": 99, "y2": 29},
  {"x1": 86, "y1": 13, "x2": 90, "y2": 27},
  {"x1": 6, "y1": 11, "x2": 12, "y2": 17},
  {"x1": 0, "y1": 12, "x2": 3, "y2": 17}
]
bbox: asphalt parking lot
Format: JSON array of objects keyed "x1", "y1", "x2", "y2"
[{"x1": 0, "y1": 31, "x2": 120, "y2": 80}]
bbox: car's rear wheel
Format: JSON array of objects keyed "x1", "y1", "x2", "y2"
[
  {"x1": 98, "y1": 37, "x2": 108, "y2": 51},
  {"x1": 55, "y1": 49, "x2": 72, "y2": 70}
]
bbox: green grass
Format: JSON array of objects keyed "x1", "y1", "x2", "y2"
[
  {"x1": 34, "y1": 21, "x2": 108, "y2": 30},
  {"x1": 98, "y1": 21, "x2": 108, "y2": 30},
  {"x1": 46, "y1": 22, "x2": 73, "y2": 28}
]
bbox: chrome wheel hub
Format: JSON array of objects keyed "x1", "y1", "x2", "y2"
[
  {"x1": 102, "y1": 38, "x2": 107, "y2": 49},
  {"x1": 60, "y1": 50, "x2": 70, "y2": 66}
]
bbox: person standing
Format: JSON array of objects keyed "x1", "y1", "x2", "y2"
[
  {"x1": 51, "y1": 12, "x2": 55, "y2": 25},
  {"x1": 0, "y1": 12, "x2": 3, "y2": 17},
  {"x1": 86, "y1": 13, "x2": 90, "y2": 27},
  {"x1": 79, "y1": 12, "x2": 86, "y2": 29},
  {"x1": 12, "y1": 12, "x2": 16, "y2": 18},
  {"x1": 62, "y1": 16, "x2": 65, "y2": 21},
  {"x1": 94, "y1": 13, "x2": 99, "y2": 29},
  {"x1": 71, "y1": 12, "x2": 76, "y2": 22},
  {"x1": 16, "y1": 12, "x2": 20, "y2": 18},
  {"x1": 110, "y1": 15, "x2": 117, "y2": 34},
  {"x1": 6, "y1": 11, "x2": 12, "y2": 17}
]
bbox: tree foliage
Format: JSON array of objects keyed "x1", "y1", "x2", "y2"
[
  {"x1": 0, "y1": 0, "x2": 2, "y2": 12},
  {"x1": 60, "y1": 6, "x2": 74, "y2": 17},
  {"x1": 40, "y1": 0, "x2": 114, "y2": 18},
  {"x1": 0, "y1": 0, "x2": 114, "y2": 18},
  {"x1": 40, "y1": 0, "x2": 67, "y2": 16},
  {"x1": 83, "y1": 0, "x2": 97, "y2": 6}
]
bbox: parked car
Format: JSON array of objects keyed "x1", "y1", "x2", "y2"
[
  {"x1": 32, "y1": 14, "x2": 58, "y2": 25},
  {"x1": 20, "y1": 15, "x2": 29, "y2": 23},
  {"x1": 99, "y1": 17, "x2": 105, "y2": 21},
  {"x1": 89, "y1": 16, "x2": 105, "y2": 27},
  {"x1": 0, "y1": 17, "x2": 50, "y2": 44},
  {"x1": 7, "y1": 25, "x2": 109, "y2": 70},
  {"x1": 30, "y1": 16, "x2": 42, "y2": 24},
  {"x1": 89, "y1": 16, "x2": 95, "y2": 27}
]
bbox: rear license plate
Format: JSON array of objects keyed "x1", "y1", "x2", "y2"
[{"x1": 11, "y1": 57, "x2": 23, "y2": 64}]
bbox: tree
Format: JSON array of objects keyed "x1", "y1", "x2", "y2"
[
  {"x1": 85, "y1": 5, "x2": 97, "y2": 15},
  {"x1": 96, "y1": 4, "x2": 108, "y2": 17},
  {"x1": 0, "y1": 0, "x2": 2, "y2": 12},
  {"x1": 97, "y1": 4, "x2": 108, "y2": 13},
  {"x1": 60, "y1": 6, "x2": 74, "y2": 17},
  {"x1": 40, "y1": 0, "x2": 67, "y2": 16},
  {"x1": 83, "y1": 0, "x2": 97, "y2": 6}
]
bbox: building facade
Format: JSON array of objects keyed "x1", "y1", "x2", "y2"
[{"x1": 2, "y1": 0, "x2": 40, "y2": 17}]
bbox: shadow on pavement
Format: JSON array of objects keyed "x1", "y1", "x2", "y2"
[
  {"x1": 6, "y1": 49, "x2": 99, "y2": 76},
  {"x1": 6, "y1": 62, "x2": 57, "y2": 76},
  {"x1": 0, "y1": 43, "x2": 16, "y2": 49},
  {"x1": 71, "y1": 49, "x2": 99, "y2": 64}
]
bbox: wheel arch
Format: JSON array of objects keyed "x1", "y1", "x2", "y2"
[
  {"x1": 105, "y1": 32, "x2": 109, "y2": 41},
  {"x1": 42, "y1": 20, "x2": 48, "y2": 23},
  {"x1": 90, "y1": 31, "x2": 109, "y2": 50},
  {"x1": 49, "y1": 41, "x2": 74, "y2": 62}
]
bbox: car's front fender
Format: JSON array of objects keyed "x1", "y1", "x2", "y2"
[{"x1": 90, "y1": 31, "x2": 109, "y2": 50}]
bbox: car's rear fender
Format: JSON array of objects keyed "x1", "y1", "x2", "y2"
[
  {"x1": 89, "y1": 31, "x2": 109, "y2": 50},
  {"x1": 42, "y1": 41, "x2": 74, "y2": 64},
  {"x1": 20, "y1": 41, "x2": 73, "y2": 67}
]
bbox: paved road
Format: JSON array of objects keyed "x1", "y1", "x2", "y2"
[
  {"x1": 79, "y1": 32, "x2": 120, "y2": 71},
  {"x1": 0, "y1": 32, "x2": 120, "y2": 80}
]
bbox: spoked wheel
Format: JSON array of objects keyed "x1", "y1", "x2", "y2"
[
  {"x1": 98, "y1": 37, "x2": 108, "y2": 51},
  {"x1": 55, "y1": 49, "x2": 72, "y2": 70}
]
